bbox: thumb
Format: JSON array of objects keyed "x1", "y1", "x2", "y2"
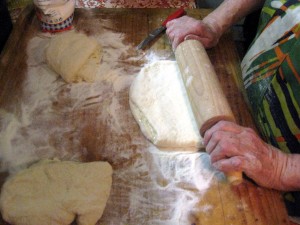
[
  {"x1": 184, "y1": 34, "x2": 213, "y2": 48},
  {"x1": 184, "y1": 34, "x2": 202, "y2": 42}
]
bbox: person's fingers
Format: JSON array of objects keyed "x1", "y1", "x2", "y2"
[
  {"x1": 165, "y1": 24, "x2": 174, "y2": 37},
  {"x1": 169, "y1": 32, "x2": 175, "y2": 42},
  {"x1": 172, "y1": 36, "x2": 184, "y2": 50},
  {"x1": 212, "y1": 156, "x2": 244, "y2": 173},
  {"x1": 183, "y1": 34, "x2": 211, "y2": 48},
  {"x1": 204, "y1": 121, "x2": 242, "y2": 145},
  {"x1": 198, "y1": 37, "x2": 217, "y2": 49},
  {"x1": 215, "y1": 121, "x2": 243, "y2": 133},
  {"x1": 166, "y1": 19, "x2": 175, "y2": 28},
  {"x1": 209, "y1": 133, "x2": 240, "y2": 163},
  {"x1": 184, "y1": 34, "x2": 202, "y2": 41},
  {"x1": 172, "y1": 41, "x2": 177, "y2": 51},
  {"x1": 205, "y1": 130, "x2": 223, "y2": 154}
]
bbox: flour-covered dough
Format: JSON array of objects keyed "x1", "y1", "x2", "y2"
[
  {"x1": 0, "y1": 159, "x2": 113, "y2": 225},
  {"x1": 129, "y1": 60, "x2": 203, "y2": 150},
  {"x1": 45, "y1": 31, "x2": 102, "y2": 83}
]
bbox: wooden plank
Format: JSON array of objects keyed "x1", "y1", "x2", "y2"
[{"x1": 0, "y1": 6, "x2": 290, "y2": 225}]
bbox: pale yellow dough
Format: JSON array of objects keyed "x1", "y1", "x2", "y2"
[
  {"x1": 0, "y1": 159, "x2": 113, "y2": 225},
  {"x1": 45, "y1": 31, "x2": 102, "y2": 83},
  {"x1": 129, "y1": 60, "x2": 203, "y2": 151}
]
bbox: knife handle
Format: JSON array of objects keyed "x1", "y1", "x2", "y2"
[{"x1": 162, "y1": 8, "x2": 186, "y2": 27}]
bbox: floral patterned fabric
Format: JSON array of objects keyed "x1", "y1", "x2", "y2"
[
  {"x1": 76, "y1": 0, "x2": 196, "y2": 8},
  {"x1": 241, "y1": 0, "x2": 300, "y2": 216},
  {"x1": 241, "y1": 0, "x2": 300, "y2": 154}
]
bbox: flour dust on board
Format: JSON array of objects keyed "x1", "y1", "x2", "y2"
[{"x1": 0, "y1": 20, "x2": 230, "y2": 225}]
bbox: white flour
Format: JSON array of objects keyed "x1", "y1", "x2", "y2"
[
  {"x1": 0, "y1": 28, "x2": 134, "y2": 173},
  {"x1": 0, "y1": 26, "x2": 222, "y2": 224},
  {"x1": 125, "y1": 146, "x2": 220, "y2": 225}
]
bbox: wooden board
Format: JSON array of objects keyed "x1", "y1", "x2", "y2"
[{"x1": 0, "y1": 5, "x2": 290, "y2": 225}]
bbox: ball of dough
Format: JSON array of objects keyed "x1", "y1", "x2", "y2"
[
  {"x1": 45, "y1": 31, "x2": 102, "y2": 83},
  {"x1": 0, "y1": 159, "x2": 113, "y2": 225},
  {"x1": 129, "y1": 60, "x2": 203, "y2": 151}
]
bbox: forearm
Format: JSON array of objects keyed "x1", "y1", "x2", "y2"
[
  {"x1": 203, "y1": 0, "x2": 265, "y2": 35},
  {"x1": 277, "y1": 152, "x2": 300, "y2": 191}
]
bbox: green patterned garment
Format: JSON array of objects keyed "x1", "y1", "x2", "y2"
[{"x1": 242, "y1": 0, "x2": 300, "y2": 154}]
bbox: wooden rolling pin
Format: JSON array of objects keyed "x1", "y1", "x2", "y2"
[{"x1": 175, "y1": 40, "x2": 242, "y2": 185}]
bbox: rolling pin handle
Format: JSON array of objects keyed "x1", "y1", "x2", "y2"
[{"x1": 226, "y1": 171, "x2": 243, "y2": 185}]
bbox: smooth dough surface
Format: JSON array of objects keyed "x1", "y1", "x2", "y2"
[
  {"x1": 0, "y1": 159, "x2": 113, "y2": 225},
  {"x1": 129, "y1": 60, "x2": 203, "y2": 150},
  {"x1": 45, "y1": 31, "x2": 102, "y2": 83}
]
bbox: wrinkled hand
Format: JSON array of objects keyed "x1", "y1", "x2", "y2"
[
  {"x1": 203, "y1": 121, "x2": 289, "y2": 190},
  {"x1": 166, "y1": 16, "x2": 220, "y2": 50}
]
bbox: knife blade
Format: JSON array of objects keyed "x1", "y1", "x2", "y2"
[{"x1": 137, "y1": 8, "x2": 186, "y2": 50}]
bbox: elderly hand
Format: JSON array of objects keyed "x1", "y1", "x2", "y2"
[
  {"x1": 166, "y1": 15, "x2": 220, "y2": 50},
  {"x1": 203, "y1": 121, "x2": 299, "y2": 191}
]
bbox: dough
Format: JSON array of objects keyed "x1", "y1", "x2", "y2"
[
  {"x1": 129, "y1": 60, "x2": 203, "y2": 150},
  {"x1": 0, "y1": 159, "x2": 113, "y2": 225},
  {"x1": 45, "y1": 31, "x2": 102, "y2": 83}
]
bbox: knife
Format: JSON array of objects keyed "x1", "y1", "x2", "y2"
[{"x1": 137, "y1": 8, "x2": 186, "y2": 50}]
